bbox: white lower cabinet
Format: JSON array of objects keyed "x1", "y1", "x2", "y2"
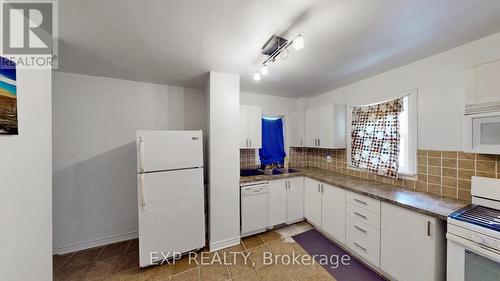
[
  {"x1": 304, "y1": 178, "x2": 346, "y2": 244},
  {"x1": 321, "y1": 183, "x2": 346, "y2": 244},
  {"x1": 268, "y1": 180, "x2": 287, "y2": 227},
  {"x1": 274, "y1": 177, "x2": 446, "y2": 281},
  {"x1": 380, "y1": 202, "x2": 446, "y2": 281},
  {"x1": 345, "y1": 191, "x2": 381, "y2": 267},
  {"x1": 304, "y1": 177, "x2": 322, "y2": 227},
  {"x1": 268, "y1": 177, "x2": 304, "y2": 228},
  {"x1": 346, "y1": 215, "x2": 380, "y2": 244},
  {"x1": 346, "y1": 228, "x2": 380, "y2": 267},
  {"x1": 286, "y1": 177, "x2": 305, "y2": 224}
]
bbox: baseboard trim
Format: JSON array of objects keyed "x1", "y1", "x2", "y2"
[
  {"x1": 209, "y1": 236, "x2": 241, "y2": 252},
  {"x1": 53, "y1": 231, "x2": 138, "y2": 255}
]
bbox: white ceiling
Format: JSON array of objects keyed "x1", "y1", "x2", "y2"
[{"x1": 58, "y1": 0, "x2": 500, "y2": 98}]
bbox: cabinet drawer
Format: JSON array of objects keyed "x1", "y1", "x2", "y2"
[
  {"x1": 346, "y1": 203, "x2": 380, "y2": 229},
  {"x1": 346, "y1": 191, "x2": 380, "y2": 214},
  {"x1": 346, "y1": 214, "x2": 380, "y2": 244},
  {"x1": 347, "y1": 228, "x2": 380, "y2": 267}
]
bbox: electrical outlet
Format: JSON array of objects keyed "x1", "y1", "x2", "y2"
[{"x1": 326, "y1": 155, "x2": 332, "y2": 163}]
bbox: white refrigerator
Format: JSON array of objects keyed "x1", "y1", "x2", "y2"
[{"x1": 136, "y1": 130, "x2": 205, "y2": 267}]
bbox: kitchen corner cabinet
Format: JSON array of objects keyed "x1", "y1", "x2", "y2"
[
  {"x1": 304, "y1": 177, "x2": 322, "y2": 227},
  {"x1": 380, "y1": 202, "x2": 446, "y2": 281},
  {"x1": 304, "y1": 178, "x2": 346, "y2": 244},
  {"x1": 240, "y1": 105, "x2": 262, "y2": 148},
  {"x1": 289, "y1": 110, "x2": 305, "y2": 147},
  {"x1": 268, "y1": 177, "x2": 304, "y2": 228},
  {"x1": 305, "y1": 104, "x2": 346, "y2": 148}
]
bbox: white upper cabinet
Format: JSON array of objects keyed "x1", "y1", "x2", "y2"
[
  {"x1": 305, "y1": 108, "x2": 317, "y2": 147},
  {"x1": 239, "y1": 105, "x2": 249, "y2": 148},
  {"x1": 289, "y1": 111, "x2": 305, "y2": 147},
  {"x1": 240, "y1": 105, "x2": 262, "y2": 149},
  {"x1": 466, "y1": 59, "x2": 500, "y2": 105},
  {"x1": 304, "y1": 104, "x2": 346, "y2": 148}
]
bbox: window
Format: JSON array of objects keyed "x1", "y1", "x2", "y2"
[
  {"x1": 259, "y1": 117, "x2": 286, "y2": 166},
  {"x1": 347, "y1": 90, "x2": 417, "y2": 177}
]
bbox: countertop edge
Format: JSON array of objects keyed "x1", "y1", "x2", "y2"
[{"x1": 240, "y1": 169, "x2": 469, "y2": 220}]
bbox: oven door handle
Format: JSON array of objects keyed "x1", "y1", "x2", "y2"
[{"x1": 447, "y1": 233, "x2": 500, "y2": 263}]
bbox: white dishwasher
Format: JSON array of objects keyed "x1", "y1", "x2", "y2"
[{"x1": 241, "y1": 182, "x2": 269, "y2": 237}]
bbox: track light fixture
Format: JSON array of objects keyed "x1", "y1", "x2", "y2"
[{"x1": 253, "y1": 32, "x2": 304, "y2": 81}]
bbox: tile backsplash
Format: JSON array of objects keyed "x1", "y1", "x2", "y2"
[
  {"x1": 240, "y1": 149, "x2": 259, "y2": 169},
  {"x1": 289, "y1": 147, "x2": 500, "y2": 201}
]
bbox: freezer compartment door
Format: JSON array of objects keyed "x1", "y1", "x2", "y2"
[
  {"x1": 138, "y1": 168, "x2": 205, "y2": 267},
  {"x1": 137, "y1": 130, "x2": 203, "y2": 173}
]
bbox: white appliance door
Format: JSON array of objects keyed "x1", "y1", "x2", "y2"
[
  {"x1": 471, "y1": 114, "x2": 500, "y2": 153},
  {"x1": 241, "y1": 184, "x2": 269, "y2": 235},
  {"x1": 137, "y1": 130, "x2": 203, "y2": 173},
  {"x1": 138, "y1": 168, "x2": 205, "y2": 267}
]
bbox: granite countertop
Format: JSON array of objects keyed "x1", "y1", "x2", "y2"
[{"x1": 240, "y1": 167, "x2": 469, "y2": 220}]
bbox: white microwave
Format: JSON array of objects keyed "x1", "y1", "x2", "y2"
[{"x1": 464, "y1": 111, "x2": 500, "y2": 154}]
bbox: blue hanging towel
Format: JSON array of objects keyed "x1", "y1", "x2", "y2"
[{"x1": 259, "y1": 117, "x2": 286, "y2": 165}]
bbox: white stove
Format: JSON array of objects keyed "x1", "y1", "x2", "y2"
[{"x1": 447, "y1": 176, "x2": 500, "y2": 281}]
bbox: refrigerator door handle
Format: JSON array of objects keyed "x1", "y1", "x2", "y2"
[
  {"x1": 138, "y1": 174, "x2": 146, "y2": 211},
  {"x1": 138, "y1": 136, "x2": 145, "y2": 172}
]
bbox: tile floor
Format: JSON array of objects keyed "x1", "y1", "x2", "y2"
[{"x1": 53, "y1": 222, "x2": 336, "y2": 281}]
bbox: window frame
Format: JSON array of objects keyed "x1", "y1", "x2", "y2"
[{"x1": 346, "y1": 89, "x2": 418, "y2": 177}]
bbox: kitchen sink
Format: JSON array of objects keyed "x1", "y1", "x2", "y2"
[
  {"x1": 240, "y1": 168, "x2": 299, "y2": 177},
  {"x1": 274, "y1": 168, "x2": 299, "y2": 174},
  {"x1": 240, "y1": 169, "x2": 264, "y2": 177}
]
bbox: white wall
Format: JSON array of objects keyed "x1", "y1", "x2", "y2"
[
  {"x1": 207, "y1": 71, "x2": 241, "y2": 251},
  {"x1": 240, "y1": 91, "x2": 302, "y2": 117},
  {"x1": 52, "y1": 72, "x2": 206, "y2": 253},
  {"x1": 306, "y1": 32, "x2": 500, "y2": 151},
  {"x1": 0, "y1": 69, "x2": 52, "y2": 281}
]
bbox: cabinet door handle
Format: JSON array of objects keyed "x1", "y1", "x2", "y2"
[
  {"x1": 249, "y1": 139, "x2": 252, "y2": 147},
  {"x1": 138, "y1": 136, "x2": 145, "y2": 173},
  {"x1": 318, "y1": 138, "x2": 320, "y2": 147},
  {"x1": 321, "y1": 184, "x2": 324, "y2": 193},
  {"x1": 300, "y1": 139, "x2": 303, "y2": 146},
  {"x1": 354, "y1": 212, "x2": 367, "y2": 220},
  {"x1": 138, "y1": 174, "x2": 146, "y2": 211},
  {"x1": 354, "y1": 242, "x2": 367, "y2": 252},
  {"x1": 354, "y1": 225, "x2": 367, "y2": 234},
  {"x1": 317, "y1": 183, "x2": 320, "y2": 192},
  {"x1": 354, "y1": 199, "x2": 368, "y2": 205},
  {"x1": 427, "y1": 221, "x2": 431, "y2": 237}
]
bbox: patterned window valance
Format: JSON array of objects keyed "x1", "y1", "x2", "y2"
[{"x1": 351, "y1": 98, "x2": 404, "y2": 179}]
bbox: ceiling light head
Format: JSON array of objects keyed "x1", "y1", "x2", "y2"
[
  {"x1": 292, "y1": 34, "x2": 304, "y2": 50},
  {"x1": 261, "y1": 65, "x2": 268, "y2": 75},
  {"x1": 253, "y1": 71, "x2": 261, "y2": 81},
  {"x1": 280, "y1": 48, "x2": 289, "y2": 60}
]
